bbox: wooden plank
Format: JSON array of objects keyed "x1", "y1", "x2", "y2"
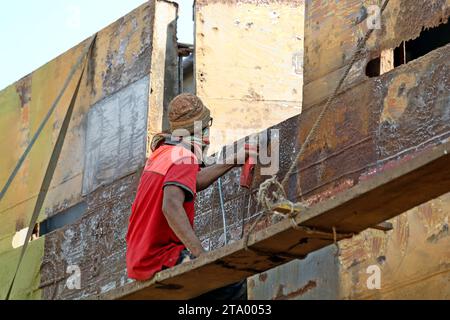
[
  {"x1": 93, "y1": 139, "x2": 450, "y2": 300},
  {"x1": 380, "y1": 49, "x2": 395, "y2": 75}
]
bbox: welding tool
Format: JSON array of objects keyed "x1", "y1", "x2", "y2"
[{"x1": 240, "y1": 144, "x2": 258, "y2": 189}]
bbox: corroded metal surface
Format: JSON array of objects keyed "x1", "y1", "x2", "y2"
[
  {"x1": 303, "y1": 0, "x2": 450, "y2": 107},
  {"x1": 249, "y1": 192, "x2": 449, "y2": 300},
  {"x1": 40, "y1": 173, "x2": 140, "y2": 300},
  {"x1": 38, "y1": 5, "x2": 449, "y2": 300},
  {"x1": 196, "y1": 44, "x2": 450, "y2": 248},
  {"x1": 43, "y1": 1, "x2": 448, "y2": 300},
  {"x1": 339, "y1": 194, "x2": 450, "y2": 299},
  {"x1": 246, "y1": 0, "x2": 450, "y2": 300},
  {"x1": 1, "y1": 0, "x2": 449, "y2": 300}
]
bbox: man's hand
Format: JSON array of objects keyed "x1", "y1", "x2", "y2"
[
  {"x1": 162, "y1": 186, "x2": 206, "y2": 258},
  {"x1": 180, "y1": 250, "x2": 201, "y2": 263},
  {"x1": 232, "y1": 144, "x2": 258, "y2": 167},
  {"x1": 197, "y1": 145, "x2": 259, "y2": 191}
]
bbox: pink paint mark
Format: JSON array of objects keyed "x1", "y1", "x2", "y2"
[{"x1": 306, "y1": 179, "x2": 355, "y2": 206}]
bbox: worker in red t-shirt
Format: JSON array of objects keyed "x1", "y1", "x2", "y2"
[{"x1": 126, "y1": 94, "x2": 254, "y2": 299}]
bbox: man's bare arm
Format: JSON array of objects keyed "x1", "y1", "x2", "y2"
[
  {"x1": 162, "y1": 186, "x2": 206, "y2": 258},
  {"x1": 196, "y1": 164, "x2": 236, "y2": 192},
  {"x1": 197, "y1": 148, "x2": 258, "y2": 192}
]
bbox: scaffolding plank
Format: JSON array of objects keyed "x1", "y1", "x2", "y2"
[{"x1": 94, "y1": 139, "x2": 450, "y2": 300}]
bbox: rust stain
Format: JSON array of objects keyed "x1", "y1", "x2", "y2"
[
  {"x1": 259, "y1": 273, "x2": 268, "y2": 282},
  {"x1": 389, "y1": 0, "x2": 450, "y2": 49},
  {"x1": 418, "y1": 202, "x2": 437, "y2": 229},
  {"x1": 376, "y1": 49, "x2": 450, "y2": 159},
  {"x1": 370, "y1": 236, "x2": 383, "y2": 255},
  {"x1": 305, "y1": 179, "x2": 354, "y2": 206},
  {"x1": 382, "y1": 73, "x2": 417, "y2": 123},
  {"x1": 341, "y1": 194, "x2": 450, "y2": 299},
  {"x1": 15, "y1": 217, "x2": 25, "y2": 232},
  {"x1": 427, "y1": 223, "x2": 449, "y2": 243},
  {"x1": 339, "y1": 236, "x2": 370, "y2": 270},
  {"x1": 245, "y1": 88, "x2": 264, "y2": 101},
  {"x1": 248, "y1": 278, "x2": 256, "y2": 289},
  {"x1": 417, "y1": 199, "x2": 450, "y2": 243},
  {"x1": 359, "y1": 152, "x2": 418, "y2": 182},
  {"x1": 15, "y1": 75, "x2": 32, "y2": 107},
  {"x1": 304, "y1": 0, "x2": 450, "y2": 106},
  {"x1": 392, "y1": 214, "x2": 410, "y2": 256},
  {"x1": 274, "y1": 280, "x2": 317, "y2": 300},
  {"x1": 339, "y1": 220, "x2": 395, "y2": 271}
]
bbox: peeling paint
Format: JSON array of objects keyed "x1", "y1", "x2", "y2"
[{"x1": 15, "y1": 75, "x2": 32, "y2": 107}]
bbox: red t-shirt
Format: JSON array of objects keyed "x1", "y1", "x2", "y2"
[{"x1": 126, "y1": 144, "x2": 199, "y2": 281}]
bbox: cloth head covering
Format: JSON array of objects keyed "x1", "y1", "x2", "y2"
[{"x1": 168, "y1": 94, "x2": 211, "y2": 135}]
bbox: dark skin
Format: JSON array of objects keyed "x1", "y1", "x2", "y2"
[
  {"x1": 163, "y1": 186, "x2": 206, "y2": 258},
  {"x1": 162, "y1": 142, "x2": 256, "y2": 259}
]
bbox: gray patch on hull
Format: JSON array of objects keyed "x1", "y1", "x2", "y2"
[
  {"x1": 248, "y1": 246, "x2": 340, "y2": 300},
  {"x1": 82, "y1": 76, "x2": 149, "y2": 195}
]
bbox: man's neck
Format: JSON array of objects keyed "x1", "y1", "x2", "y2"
[{"x1": 164, "y1": 137, "x2": 206, "y2": 167}]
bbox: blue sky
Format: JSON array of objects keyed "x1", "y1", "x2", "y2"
[{"x1": 0, "y1": 0, "x2": 194, "y2": 90}]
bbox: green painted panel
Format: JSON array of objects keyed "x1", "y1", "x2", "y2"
[{"x1": 0, "y1": 237, "x2": 45, "y2": 300}]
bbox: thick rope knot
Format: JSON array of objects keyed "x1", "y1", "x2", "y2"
[{"x1": 257, "y1": 175, "x2": 287, "y2": 211}]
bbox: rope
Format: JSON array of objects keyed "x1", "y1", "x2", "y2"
[
  {"x1": 243, "y1": 176, "x2": 285, "y2": 250},
  {"x1": 333, "y1": 226, "x2": 341, "y2": 257},
  {"x1": 217, "y1": 177, "x2": 228, "y2": 245},
  {"x1": 243, "y1": 0, "x2": 391, "y2": 252},
  {"x1": 208, "y1": 180, "x2": 217, "y2": 251},
  {"x1": 257, "y1": 175, "x2": 286, "y2": 210},
  {"x1": 241, "y1": 188, "x2": 253, "y2": 239}
]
